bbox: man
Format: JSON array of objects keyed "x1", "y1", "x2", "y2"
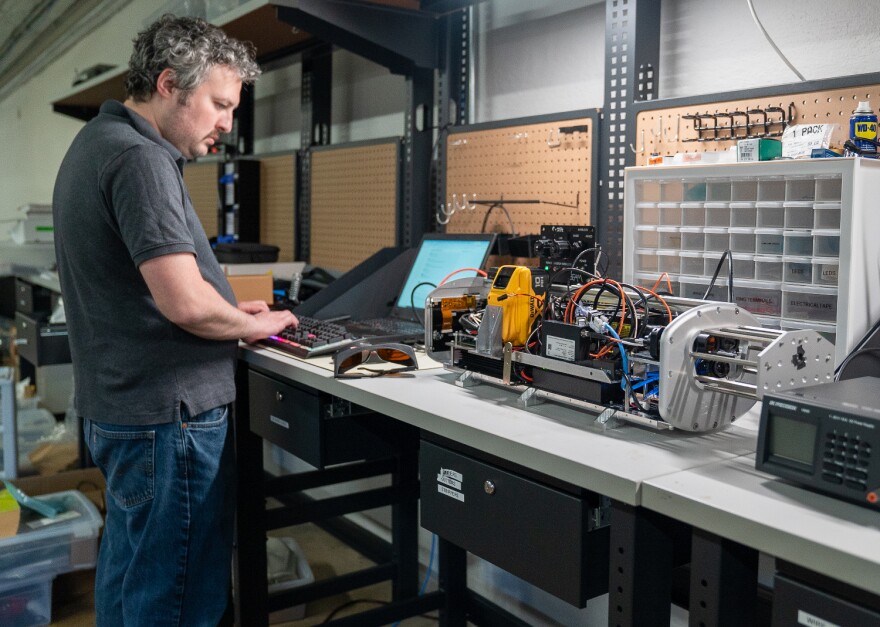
[{"x1": 52, "y1": 14, "x2": 297, "y2": 625}]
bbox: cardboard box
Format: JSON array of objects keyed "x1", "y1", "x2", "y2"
[
  {"x1": 737, "y1": 138, "x2": 782, "y2": 162},
  {"x1": 27, "y1": 441, "x2": 79, "y2": 476},
  {"x1": 12, "y1": 467, "x2": 105, "y2": 515},
  {"x1": 226, "y1": 273, "x2": 273, "y2": 303}
]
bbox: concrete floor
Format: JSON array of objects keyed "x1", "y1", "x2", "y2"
[{"x1": 49, "y1": 522, "x2": 438, "y2": 627}]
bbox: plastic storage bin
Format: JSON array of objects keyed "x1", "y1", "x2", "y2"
[
  {"x1": 812, "y1": 230, "x2": 840, "y2": 257},
  {"x1": 705, "y1": 202, "x2": 731, "y2": 227},
  {"x1": 0, "y1": 490, "x2": 103, "y2": 585},
  {"x1": 728, "y1": 227, "x2": 756, "y2": 253},
  {"x1": 782, "y1": 284, "x2": 838, "y2": 322},
  {"x1": 657, "y1": 249, "x2": 680, "y2": 274},
  {"x1": 812, "y1": 258, "x2": 839, "y2": 286},
  {"x1": 814, "y1": 175, "x2": 842, "y2": 202},
  {"x1": 755, "y1": 228, "x2": 784, "y2": 255},
  {"x1": 658, "y1": 202, "x2": 682, "y2": 225},
  {"x1": 635, "y1": 249, "x2": 659, "y2": 272},
  {"x1": 634, "y1": 226, "x2": 659, "y2": 248},
  {"x1": 268, "y1": 537, "x2": 315, "y2": 624},
  {"x1": 734, "y1": 280, "x2": 783, "y2": 317},
  {"x1": 756, "y1": 201, "x2": 785, "y2": 227},
  {"x1": 783, "y1": 202, "x2": 813, "y2": 229},
  {"x1": 731, "y1": 253, "x2": 756, "y2": 281},
  {"x1": 657, "y1": 226, "x2": 682, "y2": 249},
  {"x1": 679, "y1": 251, "x2": 704, "y2": 276},
  {"x1": 680, "y1": 202, "x2": 705, "y2": 226},
  {"x1": 813, "y1": 202, "x2": 841, "y2": 229},
  {"x1": 783, "y1": 230, "x2": 813, "y2": 256},
  {"x1": 730, "y1": 202, "x2": 757, "y2": 227},
  {"x1": 680, "y1": 227, "x2": 704, "y2": 251},
  {"x1": 703, "y1": 228, "x2": 729, "y2": 252},
  {"x1": 0, "y1": 576, "x2": 52, "y2": 627},
  {"x1": 754, "y1": 255, "x2": 784, "y2": 282},
  {"x1": 783, "y1": 256, "x2": 813, "y2": 284},
  {"x1": 785, "y1": 176, "x2": 816, "y2": 201},
  {"x1": 636, "y1": 202, "x2": 659, "y2": 225}
]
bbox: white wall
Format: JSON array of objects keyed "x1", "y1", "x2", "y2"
[
  {"x1": 0, "y1": 0, "x2": 168, "y2": 230},
  {"x1": 659, "y1": 0, "x2": 880, "y2": 99}
]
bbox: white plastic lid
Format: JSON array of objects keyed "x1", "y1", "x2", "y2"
[
  {"x1": 679, "y1": 226, "x2": 703, "y2": 233},
  {"x1": 731, "y1": 253, "x2": 755, "y2": 260},
  {"x1": 680, "y1": 201, "x2": 704, "y2": 208},
  {"x1": 635, "y1": 224, "x2": 657, "y2": 231},
  {"x1": 754, "y1": 227, "x2": 784, "y2": 234},
  {"x1": 855, "y1": 101, "x2": 874, "y2": 114},
  {"x1": 754, "y1": 254, "x2": 783, "y2": 262},
  {"x1": 813, "y1": 202, "x2": 842, "y2": 209},
  {"x1": 636, "y1": 201, "x2": 658, "y2": 208},
  {"x1": 656, "y1": 249, "x2": 679, "y2": 256},
  {"x1": 783, "y1": 230, "x2": 812, "y2": 237},
  {"x1": 705, "y1": 202, "x2": 730, "y2": 208},
  {"x1": 679, "y1": 251, "x2": 703, "y2": 258},
  {"x1": 784, "y1": 255, "x2": 813, "y2": 262},
  {"x1": 657, "y1": 202, "x2": 680, "y2": 208},
  {"x1": 811, "y1": 257, "x2": 839, "y2": 265},
  {"x1": 782, "y1": 284, "x2": 838, "y2": 295},
  {"x1": 729, "y1": 227, "x2": 756, "y2": 234},
  {"x1": 812, "y1": 228, "x2": 841, "y2": 236},
  {"x1": 730, "y1": 202, "x2": 757, "y2": 209},
  {"x1": 703, "y1": 227, "x2": 729, "y2": 234},
  {"x1": 656, "y1": 225, "x2": 681, "y2": 232},
  {"x1": 756, "y1": 201, "x2": 785, "y2": 208},
  {"x1": 783, "y1": 201, "x2": 813, "y2": 207}
]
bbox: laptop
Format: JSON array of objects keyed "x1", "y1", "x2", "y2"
[{"x1": 345, "y1": 233, "x2": 496, "y2": 343}]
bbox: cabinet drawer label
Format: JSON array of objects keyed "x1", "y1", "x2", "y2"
[
  {"x1": 438, "y1": 484, "x2": 464, "y2": 502},
  {"x1": 798, "y1": 610, "x2": 839, "y2": 627},
  {"x1": 437, "y1": 468, "x2": 462, "y2": 490}
]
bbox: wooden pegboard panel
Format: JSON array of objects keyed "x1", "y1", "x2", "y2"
[
  {"x1": 444, "y1": 117, "x2": 593, "y2": 236},
  {"x1": 634, "y1": 83, "x2": 880, "y2": 165},
  {"x1": 183, "y1": 161, "x2": 219, "y2": 239},
  {"x1": 260, "y1": 154, "x2": 295, "y2": 262},
  {"x1": 310, "y1": 140, "x2": 399, "y2": 272}
]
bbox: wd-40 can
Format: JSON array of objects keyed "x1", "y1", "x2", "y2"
[{"x1": 851, "y1": 101, "x2": 878, "y2": 152}]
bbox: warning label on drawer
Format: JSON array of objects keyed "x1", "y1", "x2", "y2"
[
  {"x1": 437, "y1": 468, "x2": 464, "y2": 501},
  {"x1": 438, "y1": 484, "x2": 464, "y2": 502}
]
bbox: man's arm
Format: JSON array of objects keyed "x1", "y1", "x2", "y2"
[{"x1": 140, "y1": 253, "x2": 297, "y2": 342}]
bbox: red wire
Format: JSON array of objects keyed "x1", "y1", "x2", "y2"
[{"x1": 438, "y1": 267, "x2": 488, "y2": 285}]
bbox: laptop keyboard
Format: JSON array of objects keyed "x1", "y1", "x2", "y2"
[{"x1": 261, "y1": 316, "x2": 361, "y2": 358}]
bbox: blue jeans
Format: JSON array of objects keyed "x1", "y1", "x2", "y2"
[{"x1": 84, "y1": 405, "x2": 235, "y2": 626}]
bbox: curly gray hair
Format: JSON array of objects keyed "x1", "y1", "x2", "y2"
[{"x1": 126, "y1": 14, "x2": 261, "y2": 103}]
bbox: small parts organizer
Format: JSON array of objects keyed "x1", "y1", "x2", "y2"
[{"x1": 623, "y1": 158, "x2": 880, "y2": 363}]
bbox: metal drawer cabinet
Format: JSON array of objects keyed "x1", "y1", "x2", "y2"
[
  {"x1": 248, "y1": 369, "x2": 393, "y2": 469},
  {"x1": 14, "y1": 311, "x2": 70, "y2": 366},
  {"x1": 419, "y1": 439, "x2": 609, "y2": 607}
]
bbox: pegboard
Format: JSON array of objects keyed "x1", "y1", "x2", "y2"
[
  {"x1": 310, "y1": 139, "x2": 400, "y2": 273},
  {"x1": 634, "y1": 82, "x2": 880, "y2": 165},
  {"x1": 259, "y1": 153, "x2": 296, "y2": 263},
  {"x1": 444, "y1": 115, "x2": 595, "y2": 237},
  {"x1": 183, "y1": 161, "x2": 220, "y2": 239}
]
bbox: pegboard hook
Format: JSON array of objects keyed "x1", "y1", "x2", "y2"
[
  {"x1": 436, "y1": 202, "x2": 452, "y2": 225},
  {"x1": 664, "y1": 114, "x2": 680, "y2": 142},
  {"x1": 652, "y1": 114, "x2": 663, "y2": 138},
  {"x1": 547, "y1": 129, "x2": 561, "y2": 148},
  {"x1": 629, "y1": 129, "x2": 645, "y2": 154}
]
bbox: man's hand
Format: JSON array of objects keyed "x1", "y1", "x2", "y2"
[
  {"x1": 238, "y1": 300, "x2": 270, "y2": 315},
  {"x1": 244, "y1": 309, "x2": 298, "y2": 344}
]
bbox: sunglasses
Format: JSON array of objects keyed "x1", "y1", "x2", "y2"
[{"x1": 333, "y1": 343, "x2": 418, "y2": 378}]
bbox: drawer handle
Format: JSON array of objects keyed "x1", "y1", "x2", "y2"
[
  {"x1": 483, "y1": 480, "x2": 496, "y2": 495},
  {"x1": 14, "y1": 339, "x2": 28, "y2": 346},
  {"x1": 275, "y1": 391, "x2": 284, "y2": 402}
]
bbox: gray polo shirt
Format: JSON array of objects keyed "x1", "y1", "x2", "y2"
[{"x1": 53, "y1": 100, "x2": 237, "y2": 425}]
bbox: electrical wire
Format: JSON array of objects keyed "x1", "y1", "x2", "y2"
[
  {"x1": 746, "y1": 0, "x2": 806, "y2": 82},
  {"x1": 479, "y1": 202, "x2": 517, "y2": 236},
  {"x1": 835, "y1": 347, "x2": 880, "y2": 382},
  {"x1": 409, "y1": 281, "x2": 437, "y2": 325},
  {"x1": 702, "y1": 249, "x2": 735, "y2": 303},
  {"x1": 438, "y1": 267, "x2": 488, "y2": 286}
]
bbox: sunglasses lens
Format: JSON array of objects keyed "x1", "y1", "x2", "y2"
[
  {"x1": 336, "y1": 352, "x2": 365, "y2": 373},
  {"x1": 375, "y1": 348, "x2": 414, "y2": 363}
]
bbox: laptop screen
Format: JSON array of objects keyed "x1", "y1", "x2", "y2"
[{"x1": 393, "y1": 234, "x2": 495, "y2": 313}]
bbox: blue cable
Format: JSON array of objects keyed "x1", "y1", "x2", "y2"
[
  {"x1": 603, "y1": 324, "x2": 630, "y2": 390},
  {"x1": 391, "y1": 533, "x2": 437, "y2": 626}
]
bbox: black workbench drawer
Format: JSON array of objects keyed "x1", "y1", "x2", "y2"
[
  {"x1": 419, "y1": 440, "x2": 608, "y2": 607},
  {"x1": 15, "y1": 278, "x2": 53, "y2": 315},
  {"x1": 772, "y1": 574, "x2": 880, "y2": 626},
  {"x1": 14, "y1": 312, "x2": 71, "y2": 366},
  {"x1": 248, "y1": 369, "x2": 392, "y2": 469}
]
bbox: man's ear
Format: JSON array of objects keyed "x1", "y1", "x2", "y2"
[{"x1": 155, "y1": 68, "x2": 177, "y2": 99}]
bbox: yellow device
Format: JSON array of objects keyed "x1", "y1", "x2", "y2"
[{"x1": 487, "y1": 266, "x2": 545, "y2": 346}]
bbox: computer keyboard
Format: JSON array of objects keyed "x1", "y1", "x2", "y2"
[{"x1": 261, "y1": 316, "x2": 360, "y2": 358}]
